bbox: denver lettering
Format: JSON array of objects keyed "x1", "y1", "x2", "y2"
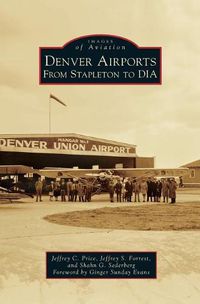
[
  {"x1": 0, "y1": 139, "x2": 47, "y2": 149},
  {"x1": 45, "y1": 55, "x2": 92, "y2": 67}
]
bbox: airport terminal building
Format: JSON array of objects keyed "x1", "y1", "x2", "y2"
[{"x1": 0, "y1": 133, "x2": 154, "y2": 169}]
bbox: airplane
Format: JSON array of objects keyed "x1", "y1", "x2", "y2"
[
  {"x1": 38, "y1": 167, "x2": 189, "y2": 194},
  {"x1": 0, "y1": 164, "x2": 189, "y2": 197},
  {"x1": 39, "y1": 167, "x2": 188, "y2": 179},
  {"x1": 0, "y1": 165, "x2": 35, "y2": 202},
  {"x1": 0, "y1": 164, "x2": 188, "y2": 180}
]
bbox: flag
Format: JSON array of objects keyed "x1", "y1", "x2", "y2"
[{"x1": 50, "y1": 94, "x2": 66, "y2": 107}]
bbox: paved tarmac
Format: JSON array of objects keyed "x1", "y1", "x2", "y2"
[{"x1": 0, "y1": 191, "x2": 200, "y2": 304}]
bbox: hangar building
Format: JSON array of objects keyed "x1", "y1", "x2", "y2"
[
  {"x1": 0, "y1": 133, "x2": 154, "y2": 169},
  {"x1": 181, "y1": 160, "x2": 200, "y2": 186}
]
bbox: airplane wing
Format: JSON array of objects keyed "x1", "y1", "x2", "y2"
[
  {"x1": 0, "y1": 165, "x2": 36, "y2": 175},
  {"x1": 0, "y1": 186, "x2": 34, "y2": 200},
  {"x1": 39, "y1": 168, "x2": 101, "y2": 179},
  {"x1": 39, "y1": 167, "x2": 189, "y2": 179},
  {"x1": 112, "y1": 168, "x2": 189, "y2": 178},
  {"x1": 0, "y1": 165, "x2": 188, "y2": 179},
  {"x1": 0, "y1": 186, "x2": 11, "y2": 193}
]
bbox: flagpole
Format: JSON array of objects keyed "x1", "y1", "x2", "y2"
[
  {"x1": 49, "y1": 94, "x2": 66, "y2": 133},
  {"x1": 49, "y1": 95, "x2": 51, "y2": 134}
]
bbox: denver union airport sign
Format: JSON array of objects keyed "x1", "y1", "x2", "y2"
[
  {"x1": 39, "y1": 34, "x2": 161, "y2": 84},
  {"x1": 0, "y1": 136, "x2": 136, "y2": 156}
]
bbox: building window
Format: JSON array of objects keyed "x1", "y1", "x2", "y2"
[{"x1": 189, "y1": 169, "x2": 195, "y2": 178}]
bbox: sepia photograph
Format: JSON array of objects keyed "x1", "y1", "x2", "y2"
[{"x1": 0, "y1": 0, "x2": 200, "y2": 303}]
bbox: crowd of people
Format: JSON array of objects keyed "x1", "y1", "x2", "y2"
[
  {"x1": 35, "y1": 178, "x2": 93, "y2": 203},
  {"x1": 35, "y1": 176, "x2": 178, "y2": 204},
  {"x1": 108, "y1": 177, "x2": 177, "y2": 204}
]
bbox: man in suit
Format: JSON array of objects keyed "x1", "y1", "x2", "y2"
[
  {"x1": 125, "y1": 178, "x2": 133, "y2": 202},
  {"x1": 35, "y1": 177, "x2": 43, "y2": 202},
  {"x1": 147, "y1": 177, "x2": 153, "y2": 202},
  {"x1": 115, "y1": 179, "x2": 122, "y2": 202},
  {"x1": 169, "y1": 179, "x2": 177, "y2": 203}
]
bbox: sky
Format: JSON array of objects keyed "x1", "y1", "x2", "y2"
[{"x1": 0, "y1": 0, "x2": 200, "y2": 168}]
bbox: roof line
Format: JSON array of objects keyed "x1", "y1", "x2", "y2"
[{"x1": 0, "y1": 133, "x2": 136, "y2": 148}]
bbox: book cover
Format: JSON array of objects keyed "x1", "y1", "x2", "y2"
[{"x1": 0, "y1": 1, "x2": 200, "y2": 303}]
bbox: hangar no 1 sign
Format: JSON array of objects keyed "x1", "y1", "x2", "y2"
[{"x1": 39, "y1": 35, "x2": 161, "y2": 84}]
